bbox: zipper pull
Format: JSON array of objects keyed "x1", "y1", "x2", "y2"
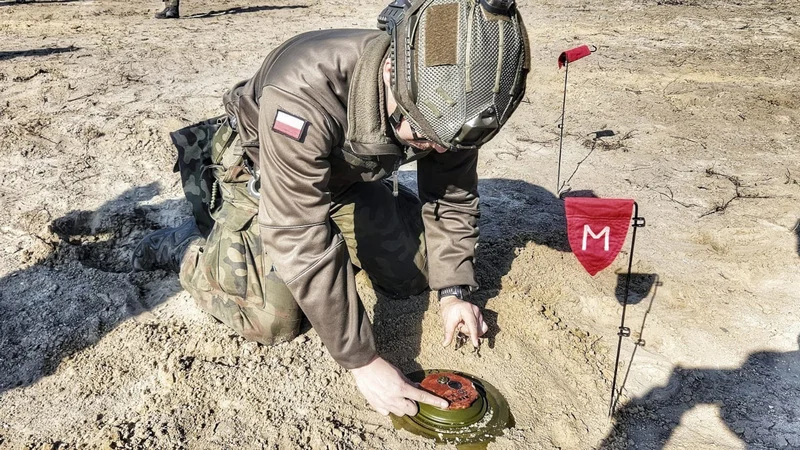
[{"x1": 391, "y1": 160, "x2": 400, "y2": 197}]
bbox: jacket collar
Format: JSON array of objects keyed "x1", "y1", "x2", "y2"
[{"x1": 345, "y1": 33, "x2": 402, "y2": 157}]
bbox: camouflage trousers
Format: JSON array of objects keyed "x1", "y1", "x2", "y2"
[{"x1": 171, "y1": 118, "x2": 428, "y2": 346}]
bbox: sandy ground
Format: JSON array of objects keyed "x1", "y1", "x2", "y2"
[{"x1": 1, "y1": 0, "x2": 799, "y2": 448}]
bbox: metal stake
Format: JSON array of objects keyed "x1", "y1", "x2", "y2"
[
  {"x1": 556, "y1": 61, "x2": 569, "y2": 194},
  {"x1": 609, "y1": 202, "x2": 646, "y2": 416}
]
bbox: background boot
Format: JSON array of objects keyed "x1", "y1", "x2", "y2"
[
  {"x1": 131, "y1": 219, "x2": 202, "y2": 272},
  {"x1": 154, "y1": 0, "x2": 180, "y2": 19}
]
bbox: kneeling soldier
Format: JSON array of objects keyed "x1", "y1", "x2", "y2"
[{"x1": 133, "y1": 0, "x2": 529, "y2": 416}]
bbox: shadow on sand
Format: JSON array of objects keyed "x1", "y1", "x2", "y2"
[
  {"x1": 0, "y1": 0, "x2": 86, "y2": 5},
  {"x1": 601, "y1": 336, "x2": 800, "y2": 449},
  {"x1": 614, "y1": 272, "x2": 658, "y2": 306},
  {"x1": 0, "y1": 46, "x2": 79, "y2": 61},
  {"x1": 0, "y1": 184, "x2": 186, "y2": 396},
  {"x1": 183, "y1": 4, "x2": 309, "y2": 19}
]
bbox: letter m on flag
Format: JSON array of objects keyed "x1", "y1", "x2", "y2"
[
  {"x1": 583, "y1": 225, "x2": 610, "y2": 251},
  {"x1": 565, "y1": 198, "x2": 634, "y2": 276}
]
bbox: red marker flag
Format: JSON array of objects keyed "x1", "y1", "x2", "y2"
[
  {"x1": 565, "y1": 198, "x2": 634, "y2": 276},
  {"x1": 558, "y1": 45, "x2": 592, "y2": 69}
]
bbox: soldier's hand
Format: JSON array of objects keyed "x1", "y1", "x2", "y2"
[
  {"x1": 440, "y1": 296, "x2": 488, "y2": 348},
  {"x1": 350, "y1": 356, "x2": 448, "y2": 416}
]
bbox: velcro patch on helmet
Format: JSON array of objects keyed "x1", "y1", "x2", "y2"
[
  {"x1": 272, "y1": 110, "x2": 309, "y2": 142},
  {"x1": 424, "y1": 3, "x2": 459, "y2": 67}
]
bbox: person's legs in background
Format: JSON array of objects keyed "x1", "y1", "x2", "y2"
[{"x1": 155, "y1": 0, "x2": 180, "y2": 19}]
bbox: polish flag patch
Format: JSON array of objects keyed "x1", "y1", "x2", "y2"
[{"x1": 272, "y1": 110, "x2": 309, "y2": 141}]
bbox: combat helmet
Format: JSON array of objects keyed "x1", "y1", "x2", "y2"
[{"x1": 378, "y1": 0, "x2": 530, "y2": 151}]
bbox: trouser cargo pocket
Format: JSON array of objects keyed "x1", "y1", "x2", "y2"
[{"x1": 177, "y1": 119, "x2": 302, "y2": 345}]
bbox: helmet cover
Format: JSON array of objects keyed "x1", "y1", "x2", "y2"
[{"x1": 385, "y1": 0, "x2": 530, "y2": 150}]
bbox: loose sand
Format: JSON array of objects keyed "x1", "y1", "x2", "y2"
[{"x1": 1, "y1": 0, "x2": 798, "y2": 448}]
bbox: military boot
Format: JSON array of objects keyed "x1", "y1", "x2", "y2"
[
  {"x1": 131, "y1": 219, "x2": 202, "y2": 272},
  {"x1": 154, "y1": 0, "x2": 180, "y2": 19}
]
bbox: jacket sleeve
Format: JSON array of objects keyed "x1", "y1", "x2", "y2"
[
  {"x1": 417, "y1": 149, "x2": 480, "y2": 291},
  {"x1": 256, "y1": 85, "x2": 377, "y2": 369}
]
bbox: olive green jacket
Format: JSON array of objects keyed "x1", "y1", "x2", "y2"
[{"x1": 222, "y1": 29, "x2": 480, "y2": 369}]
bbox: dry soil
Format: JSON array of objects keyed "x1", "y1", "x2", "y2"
[{"x1": 1, "y1": 0, "x2": 798, "y2": 449}]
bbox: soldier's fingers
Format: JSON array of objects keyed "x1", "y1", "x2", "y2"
[
  {"x1": 375, "y1": 406, "x2": 390, "y2": 416},
  {"x1": 388, "y1": 399, "x2": 417, "y2": 417},
  {"x1": 461, "y1": 312, "x2": 480, "y2": 347},
  {"x1": 477, "y1": 314, "x2": 488, "y2": 336},
  {"x1": 403, "y1": 385, "x2": 449, "y2": 409},
  {"x1": 471, "y1": 305, "x2": 488, "y2": 336},
  {"x1": 402, "y1": 399, "x2": 419, "y2": 416},
  {"x1": 443, "y1": 322, "x2": 456, "y2": 347}
]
